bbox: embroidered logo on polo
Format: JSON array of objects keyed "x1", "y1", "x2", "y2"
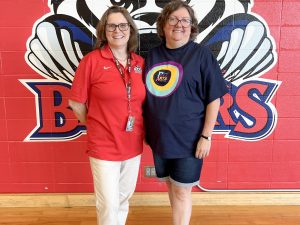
[
  {"x1": 146, "y1": 61, "x2": 183, "y2": 97},
  {"x1": 134, "y1": 65, "x2": 142, "y2": 74}
]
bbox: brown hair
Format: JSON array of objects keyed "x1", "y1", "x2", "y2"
[
  {"x1": 156, "y1": 0, "x2": 199, "y2": 41},
  {"x1": 94, "y1": 6, "x2": 138, "y2": 52}
]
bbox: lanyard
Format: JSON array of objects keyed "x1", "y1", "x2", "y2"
[{"x1": 113, "y1": 53, "x2": 132, "y2": 115}]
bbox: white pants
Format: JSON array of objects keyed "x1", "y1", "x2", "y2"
[{"x1": 89, "y1": 155, "x2": 141, "y2": 225}]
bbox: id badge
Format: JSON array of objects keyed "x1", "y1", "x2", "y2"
[{"x1": 125, "y1": 115, "x2": 135, "y2": 132}]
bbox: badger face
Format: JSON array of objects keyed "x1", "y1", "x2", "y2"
[
  {"x1": 54, "y1": 0, "x2": 250, "y2": 55},
  {"x1": 56, "y1": 0, "x2": 250, "y2": 40}
]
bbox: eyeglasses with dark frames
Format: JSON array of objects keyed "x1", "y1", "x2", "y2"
[
  {"x1": 106, "y1": 23, "x2": 130, "y2": 32},
  {"x1": 167, "y1": 16, "x2": 191, "y2": 27}
]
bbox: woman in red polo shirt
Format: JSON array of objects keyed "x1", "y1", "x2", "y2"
[{"x1": 69, "y1": 6, "x2": 145, "y2": 225}]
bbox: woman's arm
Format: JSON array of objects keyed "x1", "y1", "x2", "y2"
[
  {"x1": 68, "y1": 99, "x2": 87, "y2": 124},
  {"x1": 195, "y1": 98, "x2": 220, "y2": 159}
]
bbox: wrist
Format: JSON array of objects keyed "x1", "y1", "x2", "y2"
[{"x1": 201, "y1": 134, "x2": 212, "y2": 141}]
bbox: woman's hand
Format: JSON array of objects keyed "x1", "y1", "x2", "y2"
[
  {"x1": 69, "y1": 100, "x2": 87, "y2": 124},
  {"x1": 195, "y1": 137, "x2": 211, "y2": 159}
]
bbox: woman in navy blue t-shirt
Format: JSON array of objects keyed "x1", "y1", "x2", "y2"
[{"x1": 144, "y1": 1, "x2": 228, "y2": 224}]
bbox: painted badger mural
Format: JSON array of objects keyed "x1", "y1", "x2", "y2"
[{"x1": 24, "y1": 0, "x2": 280, "y2": 141}]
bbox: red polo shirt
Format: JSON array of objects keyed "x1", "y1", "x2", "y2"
[{"x1": 70, "y1": 45, "x2": 145, "y2": 161}]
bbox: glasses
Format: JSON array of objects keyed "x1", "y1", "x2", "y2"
[
  {"x1": 167, "y1": 16, "x2": 191, "y2": 27},
  {"x1": 106, "y1": 23, "x2": 130, "y2": 32}
]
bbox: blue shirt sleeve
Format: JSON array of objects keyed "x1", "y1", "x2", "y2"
[{"x1": 199, "y1": 47, "x2": 228, "y2": 104}]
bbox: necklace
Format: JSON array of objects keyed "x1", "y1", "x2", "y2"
[
  {"x1": 109, "y1": 48, "x2": 128, "y2": 61},
  {"x1": 115, "y1": 56, "x2": 127, "y2": 62}
]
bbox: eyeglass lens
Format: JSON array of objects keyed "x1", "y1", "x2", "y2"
[
  {"x1": 106, "y1": 23, "x2": 129, "y2": 32},
  {"x1": 168, "y1": 17, "x2": 191, "y2": 27}
]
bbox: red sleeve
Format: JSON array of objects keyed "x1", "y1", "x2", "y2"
[{"x1": 70, "y1": 55, "x2": 92, "y2": 104}]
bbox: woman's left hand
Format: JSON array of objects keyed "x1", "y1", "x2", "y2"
[{"x1": 195, "y1": 138, "x2": 211, "y2": 159}]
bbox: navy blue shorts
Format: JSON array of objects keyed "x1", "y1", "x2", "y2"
[{"x1": 153, "y1": 153, "x2": 203, "y2": 187}]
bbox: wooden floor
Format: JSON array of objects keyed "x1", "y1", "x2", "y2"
[{"x1": 0, "y1": 206, "x2": 300, "y2": 225}]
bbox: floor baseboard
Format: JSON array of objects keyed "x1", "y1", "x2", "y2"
[{"x1": 0, "y1": 192, "x2": 299, "y2": 207}]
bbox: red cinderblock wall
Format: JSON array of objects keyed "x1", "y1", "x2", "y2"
[{"x1": 0, "y1": 0, "x2": 299, "y2": 193}]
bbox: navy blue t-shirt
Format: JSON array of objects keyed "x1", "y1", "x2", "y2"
[{"x1": 144, "y1": 41, "x2": 228, "y2": 158}]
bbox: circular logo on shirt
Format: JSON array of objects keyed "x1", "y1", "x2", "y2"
[
  {"x1": 146, "y1": 61, "x2": 183, "y2": 97},
  {"x1": 153, "y1": 70, "x2": 171, "y2": 86}
]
